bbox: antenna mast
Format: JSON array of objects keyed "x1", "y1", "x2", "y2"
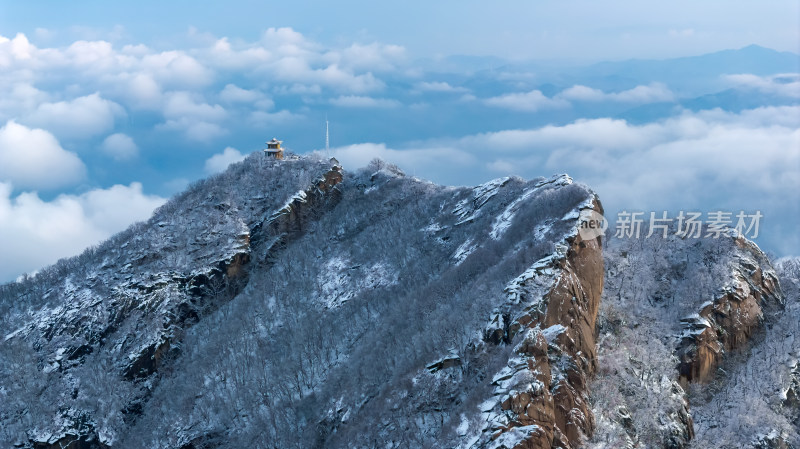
[{"x1": 325, "y1": 116, "x2": 330, "y2": 156}]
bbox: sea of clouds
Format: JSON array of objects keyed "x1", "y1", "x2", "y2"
[{"x1": 0, "y1": 28, "x2": 797, "y2": 281}]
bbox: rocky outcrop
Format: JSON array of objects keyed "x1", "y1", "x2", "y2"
[
  {"x1": 119, "y1": 164, "x2": 345, "y2": 382},
  {"x1": 589, "y1": 231, "x2": 794, "y2": 449},
  {"x1": 476, "y1": 196, "x2": 604, "y2": 449},
  {"x1": 752, "y1": 430, "x2": 794, "y2": 449},
  {"x1": 253, "y1": 161, "x2": 343, "y2": 249},
  {"x1": 676, "y1": 235, "x2": 782, "y2": 384},
  {"x1": 664, "y1": 396, "x2": 694, "y2": 449},
  {"x1": 786, "y1": 361, "x2": 800, "y2": 408},
  {"x1": 28, "y1": 410, "x2": 110, "y2": 449}
]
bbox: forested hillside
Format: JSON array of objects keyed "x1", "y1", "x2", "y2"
[
  {"x1": 0, "y1": 154, "x2": 606, "y2": 449},
  {"x1": 0, "y1": 153, "x2": 796, "y2": 448}
]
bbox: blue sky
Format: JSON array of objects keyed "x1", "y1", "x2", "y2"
[
  {"x1": 3, "y1": 1, "x2": 798, "y2": 60},
  {"x1": 0, "y1": 1, "x2": 798, "y2": 281}
]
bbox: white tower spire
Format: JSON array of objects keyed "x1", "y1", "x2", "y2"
[{"x1": 325, "y1": 115, "x2": 330, "y2": 156}]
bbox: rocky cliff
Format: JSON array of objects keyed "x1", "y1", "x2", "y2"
[
  {"x1": 473, "y1": 197, "x2": 604, "y2": 449},
  {"x1": 589, "y1": 231, "x2": 797, "y2": 449},
  {"x1": 676, "y1": 235, "x2": 782, "y2": 384}
]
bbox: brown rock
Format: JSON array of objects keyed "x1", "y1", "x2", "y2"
[
  {"x1": 677, "y1": 239, "x2": 783, "y2": 384},
  {"x1": 491, "y1": 198, "x2": 605, "y2": 448}
]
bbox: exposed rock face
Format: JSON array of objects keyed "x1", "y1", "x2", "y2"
[
  {"x1": 495, "y1": 233, "x2": 603, "y2": 448},
  {"x1": 471, "y1": 195, "x2": 604, "y2": 449},
  {"x1": 589, "y1": 233, "x2": 795, "y2": 449},
  {"x1": 29, "y1": 411, "x2": 110, "y2": 449},
  {"x1": 676, "y1": 236, "x2": 783, "y2": 384},
  {"x1": 752, "y1": 430, "x2": 794, "y2": 449}
]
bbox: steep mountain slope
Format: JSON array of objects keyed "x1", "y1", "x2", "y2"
[
  {"x1": 0, "y1": 155, "x2": 604, "y2": 449},
  {"x1": 588, "y1": 232, "x2": 796, "y2": 449},
  {"x1": 1, "y1": 155, "x2": 344, "y2": 448}
]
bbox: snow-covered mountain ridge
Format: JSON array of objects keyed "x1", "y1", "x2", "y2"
[
  {"x1": 1, "y1": 154, "x2": 606, "y2": 448},
  {"x1": 0, "y1": 153, "x2": 796, "y2": 449}
]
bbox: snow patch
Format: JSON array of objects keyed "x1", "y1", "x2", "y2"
[
  {"x1": 490, "y1": 187, "x2": 538, "y2": 240},
  {"x1": 318, "y1": 257, "x2": 399, "y2": 308},
  {"x1": 485, "y1": 425, "x2": 541, "y2": 449},
  {"x1": 453, "y1": 176, "x2": 512, "y2": 225},
  {"x1": 473, "y1": 177, "x2": 511, "y2": 208},
  {"x1": 541, "y1": 324, "x2": 566, "y2": 343},
  {"x1": 422, "y1": 222, "x2": 444, "y2": 233},
  {"x1": 3, "y1": 327, "x2": 24, "y2": 341},
  {"x1": 456, "y1": 414, "x2": 470, "y2": 436},
  {"x1": 533, "y1": 220, "x2": 554, "y2": 241},
  {"x1": 270, "y1": 190, "x2": 308, "y2": 220},
  {"x1": 319, "y1": 257, "x2": 354, "y2": 308},
  {"x1": 453, "y1": 238, "x2": 477, "y2": 264},
  {"x1": 534, "y1": 173, "x2": 572, "y2": 188},
  {"x1": 504, "y1": 253, "x2": 563, "y2": 303}
]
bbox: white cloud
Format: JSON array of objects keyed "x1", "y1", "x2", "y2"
[
  {"x1": 0, "y1": 33, "x2": 35, "y2": 67},
  {"x1": 141, "y1": 50, "x2": 213, "y2": 88},
  {"x1": 158, "y1": 118, "x2": 226, "y2": 141},
  {"x1": 557, "y1": 85, "x2": 605, "y2": 101},
  {"x1": 271, "y1": 59, "x2": 385, "y2": 93},
  {"x1": 77, "y1": 183, "x2": 165, "y2": 232},
  {"x1": 273, "y1": 83, "x2": 322, "y2": 95},
  {"x1": 413, "y1": 81, "x2": 469, "y2": 93},
  {"x1": 24, "y1": 93, "x2": 125, "y2": 140},
  {"x1": 605, "y1": 83, "x2": 675, "y2": 102},
  {"x1": 66, "y1": 39, "x2": 116, "y2": 68},
  {"x1": 100, "y1": 133, "x2": 138, "y2": 160},
  {"x1": 334, "y1": 42, "x2": 407, "y2": 72},
  {"x1": 159, "y1": 91, "x2": 227, "y2": 141},
  {"x1": 724, "y1": 73, "x2": 800, "y2": 98},
  {"x1": 484, "y1": 90, "x2": 569, "y2": 112},
  {"x1": 0, "y1": 28, "x2": 405, "y2": 128},
  {"x1": 0, "y1": 82, "x2": 49, "y2": 121},
  {"x1": 452, "y1": 106, "x2": 799, "y2": 255},
  {"x1": 329, "y1": 142, "x2": 476, "y2": 184},
  {"x1": 34, "y1": 28, "x2": 54, "y2": 42},
  {"x1": 220, "y1": 83, "x2": 264, "y2": 103},
  {"x1": 219, "y1": 84, "x2": 275, "y2": 111},
  {"x1": 248, "y1": 110, "x2": 304, "y2": 126},
  {"x1": 261, "y1": 27, "x2": 318, "y2": 57},
  {"x1": 116, "y1": 72, "x2": 163, "y2": 110},
  {"x1": 192, "y1": 28, "x2": 400, "y2": 94},
  {"x1": 463, "y1": 117, "x2": 663, "y2": 152},
  {"x1": 330, "y1": 95, "x2": 401, "y2": 108},
  {"x1": 0, "y1": 121, "x2": 86, "y2": 190},
  {"x1": 204, "y1": 147, "x2": 246, "y2": 174},
  {"x1": 163, "y1": 91, "x2": 226, "y2": 121},
  {"x1": 558, "y1": 83, "x2": 675, "y2": 103},
  {"x1": 207, "y1": 37, "x2": 271, "y2": 70},
  {"x1": 669, "y1": 28, "x2": 695, "y2": 38},
  {"x1": 0, "y1": 182, "x2": 165, "y2": 282}
]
